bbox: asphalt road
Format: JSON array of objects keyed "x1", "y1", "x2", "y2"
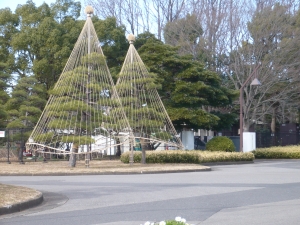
[{"x1": 0, "y1": 160, "x2": 300, "y2": 225}]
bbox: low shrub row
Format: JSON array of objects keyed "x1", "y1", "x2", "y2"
[
  {"x1": 253, "y1": 146, "x2": 300, "y2": 159},
  {"x1": 120, "y1": 150, "x2": 254, "y2": 164}
]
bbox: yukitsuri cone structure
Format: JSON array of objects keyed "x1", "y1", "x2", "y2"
[
  {"x1": 115, "y1": 34, "x2": 184, "y2": 163},
  {"x1": 26, "y1": 6, "x2": 134, "y2": 167}
]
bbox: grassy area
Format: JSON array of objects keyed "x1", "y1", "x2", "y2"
[
  {"x1": 0, "y1": 184, "x2": 41, "y2": 208},
  {"x1": 0, "y1": 160, "x2": 209, "y2": 175},
  {"x1": 253, "y1": 145, "x2": 300, "y2": 159}
]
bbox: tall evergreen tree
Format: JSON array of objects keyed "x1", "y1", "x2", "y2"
[
  {"x1": 0, "y1": 8, "x2": 18, "y2": 127},
  {"x1": 137, "y1": 35, "x2": 238, "y2": 131},
  {"x1": 5, "y1": 76, "x2": 47, "y2": 129}
]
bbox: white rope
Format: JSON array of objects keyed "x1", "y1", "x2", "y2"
[
  {"x1": 115, "y1": 36, "x2": 184, "y2": 150},
  {"x1": 26, "y1": 9, "x2": 134, "y2": 155}
]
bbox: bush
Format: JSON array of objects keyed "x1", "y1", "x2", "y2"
[
  {"x1": 120, "y1": 150, "x2": 254, "y2": 164},
  {"x1": 253, "y1": 146, "x2": 300, "y2": 159},
  {"x1": 120, "y1": 150, "x2": 200, "y2": 164},
  {"x1": 206, "y1": 136, "x2": 235, "y2": 152}
]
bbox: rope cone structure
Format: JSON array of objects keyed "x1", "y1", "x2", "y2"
[
  {"x1": 26, "y1": 6, "x2": 134, "y2": 164},
  {"x1": 115, "y1": 34, "x2": 184, "y2": 151}
]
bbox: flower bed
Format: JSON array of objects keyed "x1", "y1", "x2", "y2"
[
  {"x1": 120, "y1": 150, "x2": 254, "y2": 164},
  {"x1": 142, "y1": 216, "x2": 192, "y2": 225}
]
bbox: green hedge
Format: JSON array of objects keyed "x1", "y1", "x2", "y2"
[
  {"x1": 253, "y1": 146, "x2": 300, "y2": 159},
  {"x1": 120, "y1": 150, "x2": 254, "y2": 164},
  {"x1": 206, "y1": 136, "x2": 236, "y2": 152}
]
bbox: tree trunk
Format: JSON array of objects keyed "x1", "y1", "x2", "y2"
[
  {"x1": 69, "y1": 144, "x2": 78, "y2": 167},
  {"x1": 116, "y1": 139, "x2": 121, "y2": 156},
  {"x1": 271, "y1": 107, "x2": 276, "y2": 133},
  {"x1": 140, "y1": 138, "x2": 150, "y2": 164},
  {"x1": 141, "y1": 148, "x2": 146, "y2": 164},
  {"x1": 244, "y1": 120, "x2": 250, "y2": 132}
]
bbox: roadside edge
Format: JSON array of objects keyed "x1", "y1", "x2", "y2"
[{"x1": 0, "y1": 192, "x2": 43, "y2": 216}]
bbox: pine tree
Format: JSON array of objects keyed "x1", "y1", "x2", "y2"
[
  {"x1": 27, "y1": 7, "x2": 133, "y2": 167},
  {"x1": 115, "y1": 35, "x2": 183, "y2": 163}
]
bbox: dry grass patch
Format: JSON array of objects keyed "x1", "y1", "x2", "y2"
[
  {"x1": 0, "y1": 184, "x2": 41, "y2": 208},
  {"x1": 0, "y1": 160, "x2": 209, "y2": 175}
]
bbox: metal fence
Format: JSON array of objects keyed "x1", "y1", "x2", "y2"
[
  {"x1": 0, "y1": 128, "x2": 33, "y2": 163},
  {"x1": 195, "y1": 130, "x2": 300, "y2": 150},
  {"x1": 256, "y1": 131, "x2": 300, "y2": 148},
  {"x1": 0, "y1": 127, "x2": 119, "y2": 163}
]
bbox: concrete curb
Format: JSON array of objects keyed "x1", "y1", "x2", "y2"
[
  {"x1": 0, "y1": 167, "x2": 211, "y2": 176},
  {"x1": 201, "y1": 160, "x2": 254, "y2": 166},
  {"x1": 0, "y1": 192, "x2": 43, "y2": 216}
]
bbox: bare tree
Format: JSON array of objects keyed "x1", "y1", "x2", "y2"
[
  {"x1": 151, "y1": 0, "x2": 165, "y2": 40},
  {"x1": 86, "y1": 0, "x2": 300, "y2": 132},
  {"x1": 227, "y1": 3, "x2": 300, "y2": 132},
  {"x1": 160, "y1": 0, "x2": 186, "y2": 22},
  {"x1": 122, "y1": 0, "x2": 142, "y2": 34},
  {"x1": 86, "y1": 0, "x2": 123, "y2": 25},
  {"x1": 141, "y1": 0, "x2": 151, "y2": 32}
]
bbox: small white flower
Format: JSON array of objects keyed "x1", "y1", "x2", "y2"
[
  {"x1": 181, "y1": 218, "x2": 186, "y2": 223},
  {"x1": 159, "y1": 221, "x2": 166, "y2": 225},
  {"x1": 144, "y1": 222, "x2": 151, "y2": 225},
  {"x1": 175, "y1": 217, "x2": 182, "y2": 221}
]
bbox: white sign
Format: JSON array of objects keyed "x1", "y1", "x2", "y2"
[{"x1": 0, "y1": 131, "x2": 5, "y2": 137}]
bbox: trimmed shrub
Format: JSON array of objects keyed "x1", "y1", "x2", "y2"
[
  {"x1": 120, "y1": 151, "x2": 200, "y2": 164},
  {"x1": 206, "y1": 136, "x2": 235, "y2": 152},
  {"x1": 120, "y1": 150, "x2": 254, "y2": 164},
  {"x1": 253, "y1": 146, "x2": 300, "y2": 159}
]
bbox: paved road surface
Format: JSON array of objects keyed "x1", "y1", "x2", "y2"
[{"x1": 0, "y1": 160, "x2": 300, "y2": 225}]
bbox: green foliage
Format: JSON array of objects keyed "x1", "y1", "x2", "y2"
[
  {"x1": 80, "y1": 52, "x2": 106, "y2": 65},
  {"x1": 253, "y1": 146, "x2": 300, "y2": 159},
  {"x1": 0, "y1": 105, "x2": 8, "y2": 128},
  {"x1": 165, "y1": 221, "x2": 186, "y2": 225},
  {"x1": 51, "y1": 0, "x2": 81, "y2": 22},
  {"x1": 164, "y1": 14, "x2": 203, "y2": 55},
  {"x1": 167, "y1": 107, "x2": 219, "y2": 131},
  {"x1": 5, "y1": 76, "x2": 46, "y2": 128},
  {"x1": 93, "y1": 16, "x2": 128, "y2": 82},
  {"x1": 34, "y1": 132, "x2": 55, "y2": 143},
  {"x1": 115, "y1": 52, "x2": 166, "y2": 139},
  {"x1": 6, "y1": 119, "x2": 25, "y2": 129},
  {"x1": 0, "y1": 0, "x2": 83, "y2": 90},
  {"x1": 120, "y1": 150, "x2": 254, "y2": 163},
  {"x1": 206, "y1": 136, "x2": 236, "y2": 152},
  {"x1": 137, "y1": 35, "x2": 237, "y2": 131},
  {"x1": 210, "y1": 111, "x2": 237, "y2": 132},
  {"x1": 153, "y1": 132, "x2": 172, "y2": 141}
]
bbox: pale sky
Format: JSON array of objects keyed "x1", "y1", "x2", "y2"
[
  {"x1": 0, "y1": 0, "x2": 54, "y2": 11},
  {"x1": 0, "y1": 0, "x2": 85, "y2": 12}
]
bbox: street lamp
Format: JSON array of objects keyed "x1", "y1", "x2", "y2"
[{"x1": 239, "y1": 64, "x2": 261, "y2": 152}]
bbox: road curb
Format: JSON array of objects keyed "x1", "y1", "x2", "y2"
[
  {"x1": 0, "y1": 192, "x2": 43, "y2": 216},
  {"x1": 0, "y1": 167, "x2": 211, "y2": 176},
  {"x1": 201, "y1": 160, "x2": 254, "y2": 166}
]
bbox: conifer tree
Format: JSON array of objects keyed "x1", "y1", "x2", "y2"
[
  {"x1": 115, "y1": 35, "x2": 183, "y2": 163},
  {"x1": 27, "y1": 6, "x2": 132, "y2": 167}
]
